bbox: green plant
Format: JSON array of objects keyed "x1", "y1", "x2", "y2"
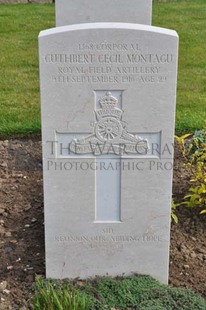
[
  {"x1": 188, "y1": 128, "x2": 206, "y2": 158},
  {"x1": 87, "y1": 275, "x2": 161, "y2": 309},
  {"x1": 180, "y1": 127, "x2": 206, "y2": 214},
  {"x1": 32, "y1": 275, "x2": 161, "y2": 310},
  {"x1": 182, "y1": 162, "x2": 206, "y2": 214},
  {"x1": 32, "y1": 275, "x2": 206, "y2": 310},
  {"x1": 175, "y1": 133, "x2": 191, "y2": 157},
  {"x1": 171, "y1": 198, "x2": 180, "y2": 223},
  {"x1": 139, "y1": 286, "x2": 206, "y2": 310},
  {"x1": 32, "y1": 276, "x2": 90, "y2": 310}
]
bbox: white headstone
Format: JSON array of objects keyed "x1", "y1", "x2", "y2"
[
  {"x1": 55, "y1": 0, "x2": 152, "y2": 27},
  {"x1": 39, "y1": 23, "x2": 178, "y2": 284}
]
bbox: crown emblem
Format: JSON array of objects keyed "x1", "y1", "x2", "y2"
[
  {"x1": 69, "y1": 90, "x2": 149, "y2": 156},
  {"x1": 99, "y1": 92, "x2": 118, "y2": 109}
]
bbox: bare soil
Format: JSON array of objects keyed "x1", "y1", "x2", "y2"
[{"x1": 0, "y1": 139, "x2": 205, "y2": 309}]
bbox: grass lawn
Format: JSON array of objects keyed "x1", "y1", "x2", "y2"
[
  {"x1": 0, "y1": 0, "x2": 205, "y2": 136},
  {"x1": 153, "y1": 0, "x2": 206, "y2": 134},
  {"x1": 0, "y1": 4, "x2": 55, "y2": 136}
]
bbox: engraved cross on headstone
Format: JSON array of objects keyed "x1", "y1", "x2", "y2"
[{"x1": 56, "y1": 91, "x2": 159, "y2": 223}]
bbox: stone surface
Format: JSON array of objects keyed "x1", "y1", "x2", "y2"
[
  {"x1": 0, "y1": 281, "x2": 7, "y2": 291},
  {"x1": 55, "y1": 0, "x2": 152, "y2": 27},
  {"x1": 39, "y1": 23, "x2": 178, "y2": 284}
]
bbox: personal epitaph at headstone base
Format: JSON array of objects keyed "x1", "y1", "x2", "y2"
[
  {"x1": 55, "y1": 0, "x2": 152, "y2": 26},
  {"x1": 39, "y1": 23, "x2": 178, "y2": 284}
]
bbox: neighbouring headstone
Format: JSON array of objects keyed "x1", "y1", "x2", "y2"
[
  {"x1": 55, "y1": 0, "x2": 152, "y2": 27},
  {"x1": 39, "y1": 23, "x2": 178, "y2": 284}
]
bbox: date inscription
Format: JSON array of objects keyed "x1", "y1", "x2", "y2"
[{"x1": 43, "y1": 41, "x2": 174, "y2": 85}]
